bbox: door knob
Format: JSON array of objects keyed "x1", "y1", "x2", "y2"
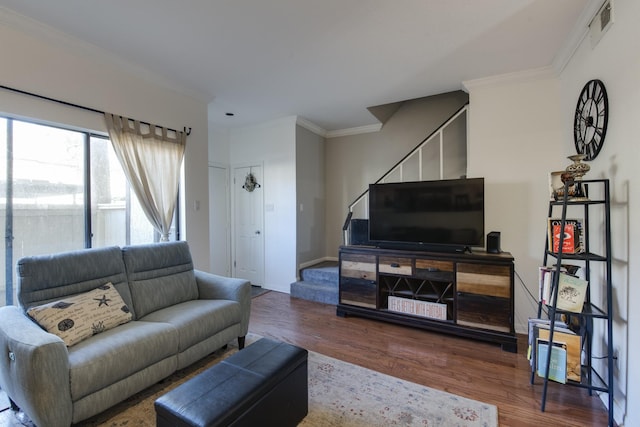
[{"x1": 255, "y1": 230, "x2": 261, "y2": 235}]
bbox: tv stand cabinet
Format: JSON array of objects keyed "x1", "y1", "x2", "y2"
[{"x1": 336, "y1": 245, "x2": 517, "y2": 352}]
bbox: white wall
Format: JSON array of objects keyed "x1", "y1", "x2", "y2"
[
  {"x1": 0, "y1": 14, "x2": 211, "y2": 270},
  {"x1": 296, "y1": 125, "x2": 326, "y2": 269},
  {"x1": 207, "y1": 126, "x2": 231, "y2": 276},
  {"x1": 208, "y1": 125, "x2": 231, "y2": 165},
  {"x1": 465, "y1": 70, "x2": 565, "y2": 334},
  {"x1": 229, "y1": 117, "x2": 297, "y2": 292},
  {"x1": 557, "y1": 0, "x2": 638, "y2": 424}
]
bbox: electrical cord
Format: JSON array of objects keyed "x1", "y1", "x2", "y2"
[{"x1": 514, "y1": 268, "x2": 549, "y2": 326}]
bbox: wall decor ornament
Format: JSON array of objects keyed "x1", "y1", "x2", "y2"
[
  {"x1": 565, "y1": 154, "x2": 590, "y2": 180},
  {"x1": 242, "y1": 172, "x2": 260, "y2": 192},
  {"x1": 565, "y1": 154, "x2": 590, "y2": 200},
  {"x1": 573, "y1": 79, "x2": 608, "y2": 161}
]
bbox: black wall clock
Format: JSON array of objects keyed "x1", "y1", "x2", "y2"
[{"x1": 574, "y1": 79, "x2": 608, "y2": 160}]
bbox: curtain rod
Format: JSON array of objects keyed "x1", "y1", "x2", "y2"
[{"x1": 0, "y1": 84, "x2": 192, "y2": 135}]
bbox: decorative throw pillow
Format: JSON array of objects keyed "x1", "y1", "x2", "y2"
[{"x1": 27, "y1": 283, "x2": 132, "y2": 347}]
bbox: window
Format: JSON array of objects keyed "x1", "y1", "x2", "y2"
[{"x1": 0, "y1": 117, "x2": 178, "y2": 306}]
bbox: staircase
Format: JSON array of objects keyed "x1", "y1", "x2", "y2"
[
  {"x1": 345, "y1": 103, "x2": 469, "y2": 246},
  {"x1": 291, "y1": 103, "x2": 469, "y2": 305},
  {"x1": 290, "y1": 261, "x2": 339, "y2": 305}
]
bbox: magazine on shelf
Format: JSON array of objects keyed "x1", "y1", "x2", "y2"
[
  {"x1": 538, "y1": 264, "x2": 582, "y2": 306},
  {"x1": 536, "y1": 339, "x2": 568, "y2": 384},
  {"x1": 556, "y1": 273, "x2": 589, "y2": 313},
  {"x1": 547, "y1": 218, "x2": 584, "y2": 254},
  {"x1": 537, "y1": 324, "x2": 582, "y2": 382},
  {"x1": 528, "y1": 318, "x2": 549, "y2": 367},
  {"x1": 538, "y1": 266, "x2": 554, "y2": 306},
  {"x1": 527, "y1": 318, "x2": 568, "y2": 369}
]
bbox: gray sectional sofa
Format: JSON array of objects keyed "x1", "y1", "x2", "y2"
[{"x1": 0, "y1": 241, "x2": 251, "y2": 427}]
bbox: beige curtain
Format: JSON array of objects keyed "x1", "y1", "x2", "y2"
[{"x1": 104, "y1": 113, "x2": 186, "y2": 241}]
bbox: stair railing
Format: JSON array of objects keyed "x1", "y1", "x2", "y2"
[{"x1": 343, "y1": 103, "x2": 469, "y2": 245}]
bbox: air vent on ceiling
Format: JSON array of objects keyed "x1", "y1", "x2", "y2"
[{"x1": 589, "y1": 0, "x2": 614, "y2": 48}]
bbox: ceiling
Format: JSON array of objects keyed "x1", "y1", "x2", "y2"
[{"x1": 0, "y1": 0, "x2": 593, "y2": 133}]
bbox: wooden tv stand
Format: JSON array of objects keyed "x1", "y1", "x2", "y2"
[{"x1": 336, "y1": 245, "x2": 517, "y2": 352}]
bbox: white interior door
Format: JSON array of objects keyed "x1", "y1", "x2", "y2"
[
  {"x1": 209, "y1": 165, "x2": 230, "y2": 276},
  {"x1": 232, "y1": 165, "x2": 264, "y2": 286}
]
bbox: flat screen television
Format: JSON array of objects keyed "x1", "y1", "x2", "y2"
[{"x1": 368, "y1": 178, "x2": 485, "y2": 252}]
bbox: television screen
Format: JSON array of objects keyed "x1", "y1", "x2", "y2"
[{"x1": 368, "y1": 178, "x2": 485, "y2": 250}]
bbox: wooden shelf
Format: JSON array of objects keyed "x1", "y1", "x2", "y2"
[{"x1": 336, "y1": 245, "x2": 517, "y2": 352}]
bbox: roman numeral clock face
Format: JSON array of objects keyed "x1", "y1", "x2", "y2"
[{"x1": 574, "y1": 79, "x2": 608, "y2": 161}]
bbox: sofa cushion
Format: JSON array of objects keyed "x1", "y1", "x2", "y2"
[
  {"x1": 141, "y1": 299, "x2": 241, "y2": 352},
  {"x1": 27, "y1": 283, "x2": 132, "y2": 347},
  {"x1": 122, "y1": 242, "x2": 198, "y2": 319},
  {"x1": 17, "y1": 246, "x2": 133, "y2": 315},
  {"x1": 68, "y1": 320, "x2": 179, "y2": 400}
]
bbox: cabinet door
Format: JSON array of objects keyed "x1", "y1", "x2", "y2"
[
  {"x1": 340, "y1": 253, "x2": 377, "y2": 308},
  {"x1": 456, "y1": 263, "x2": 512, "y2": 332}
]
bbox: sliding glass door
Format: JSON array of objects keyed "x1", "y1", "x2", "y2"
[{"x1": 0, "y1": 117, "x2": 176, "y2": 306}]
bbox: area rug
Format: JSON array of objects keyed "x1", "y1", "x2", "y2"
[
  {"x1": 3, "y1": 335, "x2": 497, "y2": 427},
  {"x1": 301, "y1": 351, "x2": 497, "y2": 426}
]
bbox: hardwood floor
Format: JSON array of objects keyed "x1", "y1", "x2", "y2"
[{"x1": 249, "y1": 291, "x2": 611, "y2": 427}]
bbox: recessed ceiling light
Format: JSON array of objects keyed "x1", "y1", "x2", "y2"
[{"x1": 225, "y1": 112, "x2": 235, "y2": 117}]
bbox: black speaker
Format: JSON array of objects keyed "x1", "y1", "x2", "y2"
[
  {"x1": 487, "y1": 231, "x2": 501, "y2": 254},
  {"x1": 350, "y1": 219, "x2": 370, "y2": 246}
]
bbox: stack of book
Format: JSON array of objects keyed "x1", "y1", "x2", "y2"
[{"x1": 527, "y1": 318, "x2": 582, "y2": 384}]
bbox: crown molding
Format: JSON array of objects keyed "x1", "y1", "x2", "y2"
[
  {"x1": 296, "y1": 117, "x2": 327, "y2": 137},
  {"x1": 462, "y1": 1, "x2": 608, "y2": 91},
  {"x1": 326, "y1": 123, "x2": 382, "y2": 139},
  {"x1": 295, "y1": 117, "x2": 382, "y2": 139},
  {"x1": 462, "y1": 66, "x2": 557, "y2": 91},
  {"x1": 0, "y1": 6, "x2": 208, "y2": 103}
]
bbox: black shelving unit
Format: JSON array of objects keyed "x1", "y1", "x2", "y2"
[{"x1": 531, "y1": 178, "x2": 614, "y2": 426}]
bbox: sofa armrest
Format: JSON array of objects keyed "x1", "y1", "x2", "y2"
[
  {"x1": 0, "y1": 306, "x2": 72, "y2": 427},
  {"x1": 194, "y1": 270, "x2": 251, "y2": 336}
]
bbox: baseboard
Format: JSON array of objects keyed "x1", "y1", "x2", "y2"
[{"x1": 298, "y1": 256, "x2": 338, "y2": 270}]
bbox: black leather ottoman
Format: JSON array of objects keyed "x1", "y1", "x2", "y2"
[{"x1": 155, "y1": 338, "x2": 308, "y2": 427}]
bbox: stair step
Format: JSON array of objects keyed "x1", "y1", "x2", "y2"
[
  {"x1": 290, "y1": 262, "x2": 339, "y2": 305},
  {"x1": 290, "y1": 280, "x2": 339, "y2": 305},
  {"x1": 301, "y1": 265, "x2": 338, "y2": 286}
]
